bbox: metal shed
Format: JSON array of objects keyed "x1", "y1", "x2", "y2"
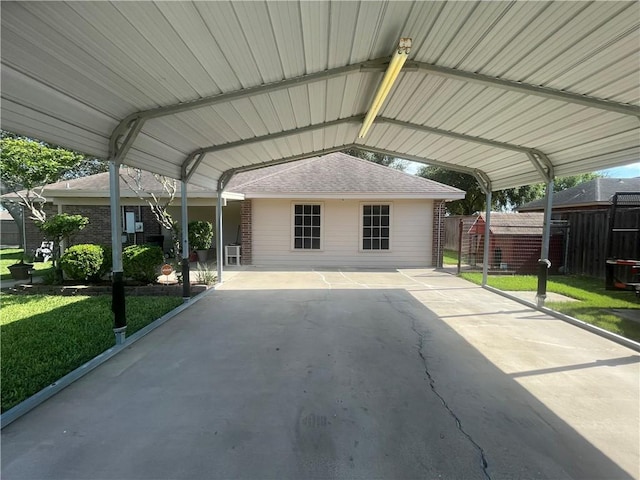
[{"x1": 2, "y1": 1, "x2": 639, "y2": 335}]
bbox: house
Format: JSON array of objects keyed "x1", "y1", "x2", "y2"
[
  {"x1": 226, "y1": 153, "x2": 464, "y2": 267},
  {"x1": 518, "y1": 177, "x2": 640, "y2": 277},
  {"x1": 2, "y1": 153, "x2": 465, "y2": 268},
  {"x1": 1, "y1": 171, "x2": 241, "y2": 258},
  {"x1": 0, "y1": 209, "x2": 20, "y2": 246},
  {"x1": 518, "y1": 177, "x2": 640, "y2": 213},
  {"x1": 466, "y1": 212, "x2": 564, "y2": 274}
]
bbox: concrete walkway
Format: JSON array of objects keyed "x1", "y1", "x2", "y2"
[{"x1": 2, "y1": 268, "x2": 638, "y2": 479}]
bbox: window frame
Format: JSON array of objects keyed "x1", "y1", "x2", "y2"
[
  {"x1": 359, "y1": 202, "x2": 392, "y2": 252},
  {"x1": 290, "y1": 202, "x2": 324, "y2": 251}
]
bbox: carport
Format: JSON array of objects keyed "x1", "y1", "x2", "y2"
[
  {"x1": 3, "y1": 6, "x2": 640, "y2": 477},
  {"x1": 1, "y1": 3, "x2": 639, "y2": 335}
]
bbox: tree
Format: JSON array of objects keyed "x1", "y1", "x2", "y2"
[
  {"x1": 417, "y1": 166, "x2": 601, "y2": 215},
  {"x1": 342, "y1": 148, "x2": 408, "y2": 171},
  {"x1": 553, "y1": 173, "x2": 601, "y2": 191},
  {"x1": 0, "y1": 136, "x2": 85, "y2": 222},
  {"x1": 38, "y1": 213, "x2": 89, "y2": 283},
  {"x1": 120, "y1": 167, "x2": 181, "y2": 259}
]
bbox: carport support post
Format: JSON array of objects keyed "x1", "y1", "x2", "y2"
[
  {"x1": 482, "y1": 192, "x2": 491, "y2": 286},
  {"x1": 109, "y1": 161, "x2": 126, "y2": 344},
  {"x1": 536, "y1": 179, "x2": 554, "y2": 307},
  {"x1": 216, "y1": 189, "x2": 224, "y2": 283},
  {"x1": 181, "y1": 180, "x2": 190, "y2": 300}
]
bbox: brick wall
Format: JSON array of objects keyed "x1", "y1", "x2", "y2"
[
  {"x1": 63, "y1": 205, "x2": 113, "y2": 247},
  {"x1": 240, "y1": 200, "x2": 252, "y2": 265},
  {"x1": 25, "y1": 204, "x2": 58, "y2": 253},
  {"x1": 431, "y1": 200, "x2": 446, "y2": 268},
  {"x1": 25, "y1": 204, "x2": 163, "y2": 255}
]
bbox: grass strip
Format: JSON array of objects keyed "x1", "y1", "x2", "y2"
[
  {"x1": 460, "y1": 273, "x2": 640, "y2": 342},
  {"x1": 443, "y1": 249, "x2": 459, "y2": 265},
  {"x1": 0, "y1": 294, "x2": 183, "y2": 412}
]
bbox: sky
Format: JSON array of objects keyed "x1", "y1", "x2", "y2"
[{"x1": 405, "y1": 161, "x2": 640, "y2": 179}]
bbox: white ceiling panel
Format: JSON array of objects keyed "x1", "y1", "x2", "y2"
[{"x1": 1, "y1": 0, "x2": 637, "y2": 194}]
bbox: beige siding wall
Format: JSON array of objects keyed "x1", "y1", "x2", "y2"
[{"x1": 252, "y1": 199, "x2": 433, "y2": 267}]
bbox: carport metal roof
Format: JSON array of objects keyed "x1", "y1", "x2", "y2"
[{"x1": 1, "y1": 1, "x2": 639, "y2": 191}]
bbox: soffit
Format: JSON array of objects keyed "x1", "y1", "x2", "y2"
[{"x1": 1, "y1": 1, "x2": 638, "y2": 192}]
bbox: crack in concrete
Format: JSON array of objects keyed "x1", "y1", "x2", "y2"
[
  {"x1": 410, "y1": 317, "x2": 492, "y2": 480},
  {"x1": 382, "y1": 293, "x2": 491, "y2": 480}
]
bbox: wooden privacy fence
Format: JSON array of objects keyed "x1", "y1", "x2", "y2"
[{"x1": 558, "y1": 207, "x2": 638, "y2": 278}]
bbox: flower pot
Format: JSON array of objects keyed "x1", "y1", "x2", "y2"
[{"x1": 8, "y1": 263, "x2": 34, "y2": 280}]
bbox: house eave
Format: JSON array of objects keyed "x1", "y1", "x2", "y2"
[{"x1": 43, "y1": 189, "x2": 244, "y2": 201}]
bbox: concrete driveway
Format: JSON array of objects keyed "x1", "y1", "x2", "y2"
[{"x1": 2, "y1": 268, "x2": 638, "y2": 480}]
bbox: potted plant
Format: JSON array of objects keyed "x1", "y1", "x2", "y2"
[
  {"x1": 8, "y1": 255, "x2": 34, "y2": 281},
  {"x1": 188, "y1": 221, "x2": 214, "y2": 263}
]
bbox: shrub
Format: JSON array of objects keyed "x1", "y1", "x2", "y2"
[
  {"x1": 100, "y1": 244, "x2": 113, "y2": 275},
  {"x1": 123, "y1": 244, "x2": 164, "y2": 283},
  {"x1": 60, "y1": 244, "x2": 105, "y2": 282},
  {"x1": 188, "y1": 221, "x2": 214, "y2": 251}
]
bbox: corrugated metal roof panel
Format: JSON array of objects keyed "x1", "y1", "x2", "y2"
[{"x1": 1, "y1": 0, "x2": 638, "y2": 194}]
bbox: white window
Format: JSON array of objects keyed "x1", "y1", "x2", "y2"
[
  {"x1": 293, "y1": 203, "x2": 322, "y2": 250},
  {"x1": 362, "y1": 204, "x2": 390, "y2": 250}
]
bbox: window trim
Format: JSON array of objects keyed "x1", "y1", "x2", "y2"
[
  {"x1": 290, "y1": 202, "x2": 324, "y2": 252},
  {"x1": 359, "y1": 202, "x2": 392, "y2": 253}
]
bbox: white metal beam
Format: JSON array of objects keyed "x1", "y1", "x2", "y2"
[{"x1": 411, "y1": 61, "x2": 640, "y2": 118}]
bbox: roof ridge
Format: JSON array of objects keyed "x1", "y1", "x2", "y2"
[{"x1": 227, "y1": 157, "x2": 319, "y2": 191}]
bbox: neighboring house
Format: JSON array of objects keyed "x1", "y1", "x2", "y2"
[
  {"x1": 1, "y1": 172, "x2": 241, "y2": 257},
  {"x1": 518, "y1": 177, "x2": 640, "y2": 277},
  {"x1": 518, "y1": 177, "x2": 640, "y2": 213},
  {"x1": 467, "y1": 212, "x2": 564, "y2": 274},
  {"x1": 0, "y1": 209, "x2": 20, "y2": 246},
  {"x1": 1, "y1": 153, "x2": 465, "y2": 268}
]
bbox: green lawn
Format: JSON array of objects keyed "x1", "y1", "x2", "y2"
[
  {"x1": 0, "y1": 294, "x2": 183, "y2": 412},
  {"x1": 461, "y1": 273, "x2": 640, "y2": 342},
  {"x1": 443, "y1": 249, "x2": 459, "y2": 265},
  {"x1": 0, "y1": 248, "x2": 53, "y2": 281}
]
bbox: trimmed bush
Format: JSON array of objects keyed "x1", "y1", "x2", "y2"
[
  {"x1": 123, "y1": 244, "x2": 164, "y2": 283},
  {"x1": 60, "y1": 244, "x2": 105, "y2": 282},
  {"x1": 100, "y1": 244, "x2": 113, "y2": 275}
]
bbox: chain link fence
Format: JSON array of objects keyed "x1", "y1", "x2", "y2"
[{"x1": 444, "y1": 214, "x2": 567, "y2": 275}]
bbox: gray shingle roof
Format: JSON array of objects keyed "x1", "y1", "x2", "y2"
[
  {"x1": 1, "y1": 170, "x2": 217, "y2": 200},
  {"x1": 1, "y1": 153, "x2": 465, "y2": 201},
  {"x1": 226, "y1": 152, "x2": 465, "y2": 198},
  {"x1": 518, "y1": 178, "x2": 640, "y2": 211}
]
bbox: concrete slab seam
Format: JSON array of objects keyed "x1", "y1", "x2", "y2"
[
  {"x1": 0, "y1": 286, "x2": 217, "y2": 429},
  {"x1": 483, "y1": 286, "x2": 640, "y2": 353}
]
